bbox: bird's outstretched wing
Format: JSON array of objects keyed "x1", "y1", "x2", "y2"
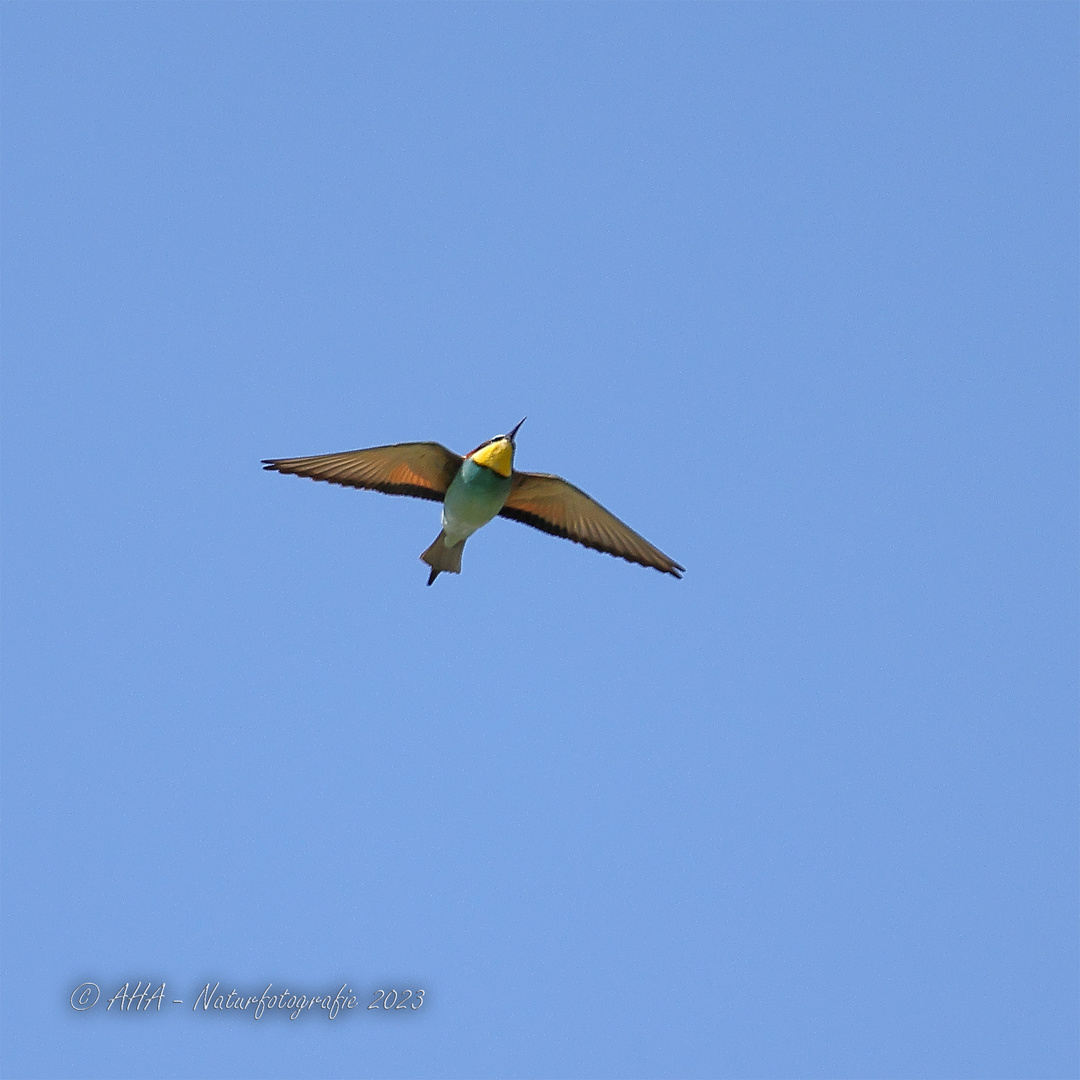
[
  {"x1": 262, "y1": 442, "x2": 462, "y2": 502},
  {"x1": 499, "y1": 472, "x2": 684, "y2": 578}
]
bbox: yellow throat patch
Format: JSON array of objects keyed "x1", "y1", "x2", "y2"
[{"x1": 470, "y1": 437, "x2": 514, "y2": 477}]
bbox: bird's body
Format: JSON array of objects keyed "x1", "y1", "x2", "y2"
[
  {"x1": 443, "y1": 456, "x2": 513, "y2": 541},
  {"x1": 263, "y1": 420, "x2": 683, "y2": 585},
  {"x1": 423, "y1": 454, "x2": 514, "y2": 583}
]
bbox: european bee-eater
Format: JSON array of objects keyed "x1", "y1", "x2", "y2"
[{"x1": 263, "y1": 419, "x2": 684, "y2": 585}]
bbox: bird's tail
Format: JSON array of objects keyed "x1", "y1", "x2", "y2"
[{"x1": 420, "y1": 531, "x2": 465, "y2": 586}]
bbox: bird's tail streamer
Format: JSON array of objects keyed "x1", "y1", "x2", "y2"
[{"x1": 420, "y1": 531, "x2": 465, "y2": 585}]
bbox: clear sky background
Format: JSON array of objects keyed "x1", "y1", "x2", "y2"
[{"x1": 2, "y1": 4, "x2": 1076, "y2": 1079}]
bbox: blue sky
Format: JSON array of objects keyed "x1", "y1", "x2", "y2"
[{"x1": 2, "y1": 4, "x2": 1076, "y2": 1078}]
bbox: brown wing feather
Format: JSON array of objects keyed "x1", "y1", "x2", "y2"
[
  {"x1": 499, "y1": 472, "x2": 684, "y2": 578},
  {"x1": 262, "y1": 442, "x2": 462, "y2": 502}
]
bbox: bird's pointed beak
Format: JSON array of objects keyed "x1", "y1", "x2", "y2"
[{"x1": 507, "y1": 417, "x2": 526, "y2": 442}]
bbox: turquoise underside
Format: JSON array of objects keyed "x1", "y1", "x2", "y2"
[{"x1": 442, "y1": 458, "x2": 512, "y2": 541}]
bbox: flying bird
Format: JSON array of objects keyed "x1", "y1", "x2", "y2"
[{"x1": 263, "y1": 419, "x2": 684, "y2": 585}]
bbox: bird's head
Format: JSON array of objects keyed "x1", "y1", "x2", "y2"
[{"x1": 467, "y1": 417, "x2": 526, "y2": 478}]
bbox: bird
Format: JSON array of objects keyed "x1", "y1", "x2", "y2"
[{"x1": 262, "y1": 419, "x2": 684, "y2": 585}]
